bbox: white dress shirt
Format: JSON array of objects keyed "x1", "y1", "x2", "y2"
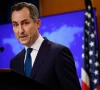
[{"x1": 24, "y1": 34, "x2": 44, "y2": 67}]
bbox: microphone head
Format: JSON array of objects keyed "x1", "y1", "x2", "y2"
[{"x1": 0, "y1": 47, "x2": 4, "y2": 52}]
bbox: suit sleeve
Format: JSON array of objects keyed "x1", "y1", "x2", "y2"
[{"x1": 55, "y1": 47, "x2": 82, "y2": 90}]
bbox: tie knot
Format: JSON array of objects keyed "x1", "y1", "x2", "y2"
[{"x1": 27, "y1": 48, "x2": 33, "y2": 55}]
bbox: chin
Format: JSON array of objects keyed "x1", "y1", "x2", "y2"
[{"x1": 20, "y1": 41, "x2": 29, "y2": 45}]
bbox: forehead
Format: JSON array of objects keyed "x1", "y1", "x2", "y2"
[{"x1": 11, "y1": 7, "x2": 31, "y2": 22}]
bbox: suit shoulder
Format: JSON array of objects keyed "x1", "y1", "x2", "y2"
[
  {"x1": 50, "y1": 40, "x2": 69, "y2": 51},
  {"x1": 44, "y1": 37, "x2": 69, "y2": 50},
  {"x1": 48, "y1": 40, "x2": 73, "y2": 57}
]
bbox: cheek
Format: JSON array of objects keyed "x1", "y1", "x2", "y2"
[
  {"x1": 29, "y1": 31, "x2": 34, "y2": 37},
  {"x1": 25, "y1": 25, "x2": 37, "y2": 37},
  {"x1": 26, "y1": 27, "x2": 34, "y2": 36}
]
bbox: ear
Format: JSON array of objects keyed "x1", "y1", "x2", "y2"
[{"x1": 37, "y1": 19, "x2": 41, "y2": 28}]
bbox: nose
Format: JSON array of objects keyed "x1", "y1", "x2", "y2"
[{"x1": 19, "y1": 25, "x2": 24, "y2": 34}]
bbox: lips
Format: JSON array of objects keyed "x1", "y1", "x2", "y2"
[
  {"x1": 19, "y1": 35, "x2": 27, "y2": 38},
  {"x1": 20, "y1": 35, "x2": 27, "y2": 38},
  {"x1": 19, "y1": 35, "x2": 28, "y2": 40}
]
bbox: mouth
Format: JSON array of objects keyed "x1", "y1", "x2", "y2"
[{"x1": 19, "y1": 35, "x2": 28, "y2": 40}]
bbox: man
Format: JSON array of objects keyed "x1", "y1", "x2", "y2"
[{"x1": 10, "y1": 2, "x2": 81, "y2": 90}]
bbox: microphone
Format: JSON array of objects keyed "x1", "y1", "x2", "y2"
[{"x1": 0, "y1": 47, "x2": 4, "y2": 52}]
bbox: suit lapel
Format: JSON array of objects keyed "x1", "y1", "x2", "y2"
[
  {"x1": 18, "y1": 49, "x2": 25, "y2": 74},
  {"x1": 30, "y1": 39, "x2": 51, "y2": 78}
]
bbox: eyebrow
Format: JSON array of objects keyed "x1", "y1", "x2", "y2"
[
  {"x1": 12, "y1": 19, "x2": 29, "y2": 23},
  {"x1": 21, "y1": 19, "x2": 29, "y2": 22}
]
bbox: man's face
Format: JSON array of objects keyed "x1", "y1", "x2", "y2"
[{"x1": 11, "y1": 7, "x2": 41, "y2": 47}]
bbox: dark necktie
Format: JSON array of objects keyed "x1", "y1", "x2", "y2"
[{"x1": 25, "y1": 48, "x2": 33, "y2": 77}]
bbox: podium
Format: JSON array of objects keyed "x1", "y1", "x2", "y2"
[{"x1": 0, "y1": 69, "x2": 54, "y2": 90}]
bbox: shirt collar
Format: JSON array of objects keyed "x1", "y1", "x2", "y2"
[{"x1": 25, "y1": 34, "x2": 44, "y2": 51}]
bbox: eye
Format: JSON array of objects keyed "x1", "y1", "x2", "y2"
[
  {"x1": 23, "y1": 22, "x2": 29, "y2": 25},
  {"x1": 13, "y1": 23, "x2": 18, "y2": 27}
]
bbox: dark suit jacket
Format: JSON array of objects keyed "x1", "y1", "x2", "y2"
[{"x1": 10, "y1": 38, "x2": 81, "y2": 90}]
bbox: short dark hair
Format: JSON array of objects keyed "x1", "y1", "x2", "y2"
[{"x1": 11, "y1": 2, "x2": 39, "y2": 22}]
